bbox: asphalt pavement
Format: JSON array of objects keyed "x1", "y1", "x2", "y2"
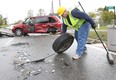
[{"x1": 0, "y1": 34, "x2": 116, "y2": 80}]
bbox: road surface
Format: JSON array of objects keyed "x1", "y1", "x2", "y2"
[{"x1": 0, "y1": 34, "x2": 116, "y2": 80}]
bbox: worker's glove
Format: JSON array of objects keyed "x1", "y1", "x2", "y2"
[{"x1": 91, "y1": 23, "x2": 96, "y2": 29}]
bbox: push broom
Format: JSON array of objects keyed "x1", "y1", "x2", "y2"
[{"x1": 78, "y1": 1, "x2": 114, "y2": 65}]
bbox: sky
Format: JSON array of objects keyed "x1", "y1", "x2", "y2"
[{"x1": 0, "y1": 0, "x2": 116, "y2": 24}]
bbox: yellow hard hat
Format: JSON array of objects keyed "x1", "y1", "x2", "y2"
[{"x1": 57, "y1": 6, "x2": 66, "y2": 16}]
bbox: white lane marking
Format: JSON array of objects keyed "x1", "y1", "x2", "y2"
[
  {"x1": 87, "y1": 45, "x2": 116, "y2": 55},
  {"x1": 5, "y1": 38, "x2": 15, "y2": 45}
]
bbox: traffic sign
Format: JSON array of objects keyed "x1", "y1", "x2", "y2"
[{"x1": 105, "y1": 6, "x2": 115, "y2": 10}]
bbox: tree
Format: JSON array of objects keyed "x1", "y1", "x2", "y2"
[
  {"x1": 0, "y1": 15, "x2": 8, "y2": 27},
  {"x1": 27, "y1": 9, "x2": 33, "y2": 18},
  {"x1": 101, "y1": 11, "x2": 114, "y2": 25},
  {"x1": 2, "y1": 18, "x2": 7, "y2": 25},
  {"x1": 98, "y1": 8, "x2": 104, "y2": 12},
  {"x1": 97, "y1": 7, "x2": 115, "y2": 25},
  {"x1": 37, "y1": 9, "x2": 46, "y2": 16},
  {"x1": 88, "y1": 12, "x2": 96, "y2": 19},
  {"x1": 0, "y1": 15, "x2": 3, "y2": 27}
]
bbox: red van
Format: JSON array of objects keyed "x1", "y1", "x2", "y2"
[{"x1": 12, "y1": 16, "x2": 62, "y2": 36}]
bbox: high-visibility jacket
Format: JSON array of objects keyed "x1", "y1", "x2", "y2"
[{"x1": 63, "y1": 9, "x2": 85, "y2": 31}]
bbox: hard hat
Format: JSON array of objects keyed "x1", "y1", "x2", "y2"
[{"x1": 57, "y1": 6, "x2": 66, "y2": 16}]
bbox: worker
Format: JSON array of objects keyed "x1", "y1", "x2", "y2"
[
  {"x1": 28, "y1": 18, "x2": 34, "y2": 33},
  {"x1": 57, "y1": 6, "x2": 96, "y2": 60}
]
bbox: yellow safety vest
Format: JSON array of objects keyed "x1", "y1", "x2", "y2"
[{"x1": 63, "y1": 9, "x2": 85, "y2": 31}]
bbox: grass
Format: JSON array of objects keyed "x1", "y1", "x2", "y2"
[
  {"x1": 89, "y1": 26, "x2": 108, "y2": 42},
  {"x1": 0, "y1": 25, "x2": 8, "y2": 28},
  {"x1": 95, "y1": 26, "x2": 108, "y2": 30},
  {"x1": 68, "y1": 26, "x2": 108, "y2": 30},
  {"x1": 88, "y1": 31, "x2": 107, "y2": 42}
]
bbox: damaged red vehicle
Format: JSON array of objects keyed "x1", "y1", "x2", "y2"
[{"x1": 12, "y1": 16, "x2": 62, "y2": 36}]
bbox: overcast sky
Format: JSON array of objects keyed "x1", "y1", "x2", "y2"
[{"x1": 0, "y1": 0, "x2": 116, "y2": 24}]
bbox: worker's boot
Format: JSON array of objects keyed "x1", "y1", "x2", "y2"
[{"x1": 72, "y1": 54, "x2": 81, "y2": 60}]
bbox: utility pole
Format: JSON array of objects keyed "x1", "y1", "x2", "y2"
[
  {"x1": 51, "y1": 0, "x2": 54, "y2": 14},
  {"x1": 114, "y1": 7, "x2": 116, "y2": 25},
  {"x1": 59, "y1": 0, "x2": 61, "y2": 6}
]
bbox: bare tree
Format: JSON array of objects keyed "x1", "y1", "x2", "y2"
[
  {"x1": 37, "y1": 9, "x2": 46, "y2": 16},
  {"x1": 27, "y1": 9, "x2": 33, "y2": 18}
]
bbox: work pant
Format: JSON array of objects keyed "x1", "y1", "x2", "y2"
[{"x1": 75, "y1": 22, "x2": 91, "y2": 56}]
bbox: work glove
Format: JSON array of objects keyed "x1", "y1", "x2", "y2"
[{"x1": 91, "y1": 23, "x2": 96, "y2": 29}]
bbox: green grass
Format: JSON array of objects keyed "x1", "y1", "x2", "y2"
[
  {"x1": 92, "y1": 26, "x2": 108, "y2": 30},
  {"x1": 89, "y1": 26, "x2": 108, "y2": 42},
  {"x1": 88, "y1": 31, "x2": 107, "y2": 42},
  {"x1": 68, "y1": 26, "x2": 108, "y2": 30},
  {"x1": 0, "y1": 25, "x2": 8, "y2": 28}
]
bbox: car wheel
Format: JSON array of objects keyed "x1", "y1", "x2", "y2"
[
  {"x1": 52, "y1": 33, "x2": 74, "y2": 53},
  {"x1": 14, "y1": 28, "x2": 23, "y2": 36}
]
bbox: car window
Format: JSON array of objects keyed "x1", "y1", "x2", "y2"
[
  {"x1": 48, "y1": 17, "x2": 56, "y2": 23},
  {"x1": 35, "y1": 17, "x2": 49, "y2": 24},
  {"x1": 25, "y1": 18, "x2": 34, "y2": 24},
  {"x1": 24, "y1": 18, "x2": 30, "y2": 23}
]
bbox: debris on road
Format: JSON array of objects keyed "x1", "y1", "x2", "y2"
[
  {"x1": 52, "y1": 70, "x2": 55, "y2": 73},
  {"x1": 30, "y1": 53, "x2": 55, "y2": 63},
  {"x1": 31, "y1": 58, "x2": 45, "y2": 63},
  {"x1": 13, "y1": 52, "x2": 31, "y2": 68},
  {"x1": 13, "y1": 52, "x2": 42, "y2": 79},
  {"x1": 48, "y1": 60, "x2": 53, "y2": 62},
  {"x1": 25, "y1": 59, "x2": 31, "y2": 63},
  {"x1": 30, "y1": 69, "x2": 41, "y2": 76},
  {"x1": 63, "y1": 61, "x2": 69, "y2": 66},
  {"x1": 11, "y1": 42, "x2": 29, "y2": 46}
]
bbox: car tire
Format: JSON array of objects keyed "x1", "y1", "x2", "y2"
[
  {"x1": 14, "y1": 28, "x2": 23, "y2": 36},
  {"x1": 52, "y1": 33, "x2": 74, "y2": 53}
]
